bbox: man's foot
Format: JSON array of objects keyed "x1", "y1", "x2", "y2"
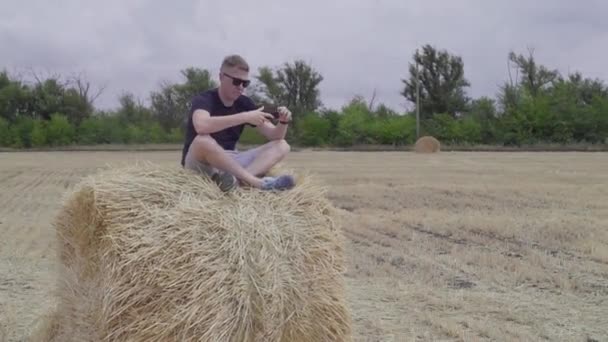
[
  {"x1": 211, "y1": 171, "x2": 238, "y2": 192},
  {"x1": 260, "y1": 175, "x2": 296, "y2": 191}
]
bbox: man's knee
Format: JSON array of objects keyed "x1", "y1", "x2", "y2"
[
  {"x1": 274, "y1": 139, "x2": 290, "y2": 156},
  {"x1": 192, "y1": 135, "x2": 219, "y2": 152},
  {"x1": 189, "y1": 135, "x2": 224, "y2": 165}
]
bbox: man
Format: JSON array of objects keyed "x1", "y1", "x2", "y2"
[{"x1": 181, "y1": 54, "x2": 295, "y2": 192}]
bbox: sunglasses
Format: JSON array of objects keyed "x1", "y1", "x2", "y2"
[{"x1": 222, "y1": 72, "x2": 251, "y2": 88}]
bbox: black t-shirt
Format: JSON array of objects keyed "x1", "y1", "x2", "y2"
[{"x1": 181, "y1": 88, "x2": 257, "y2": 166}]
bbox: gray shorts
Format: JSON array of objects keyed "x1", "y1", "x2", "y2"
[{"x1": 184, "y1": 145, "x2": 264, "y2": 176}]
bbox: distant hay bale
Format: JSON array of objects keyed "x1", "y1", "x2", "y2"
[
  {"x1": 33, "y1": 162, "x2": 351, "y2": 342},
  {"x1": 414, "y1": 136, "x2": 441, "y2": 153}
]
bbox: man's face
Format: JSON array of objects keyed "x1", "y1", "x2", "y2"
[{"x1": 220, "y1": 67, "x2": 250, "y2": 100}]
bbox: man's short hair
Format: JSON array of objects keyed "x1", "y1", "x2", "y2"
[{"x1": 221, "y1": 55, "x2": 249, "y2": 72}]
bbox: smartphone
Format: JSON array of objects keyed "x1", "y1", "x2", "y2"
[{"x1": 261, "y1": 104, "x2": 280, "y2": 119}]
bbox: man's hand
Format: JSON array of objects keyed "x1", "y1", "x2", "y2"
[
  {"x1": 242, "y1": 106, "x2": 275, "y2": 126},
  {"x1": 253, "y1": 105, "x2": 291, "y2": 140},
  {"x1": 277, "y1": 106, "x2": 292, "y2": 123}
]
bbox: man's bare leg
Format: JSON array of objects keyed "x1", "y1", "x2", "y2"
[
  {"x1": 245, "y1": 139, "x2": 291, "y2": 177},
  {"x1": 189, "y1": 135, "x2": 263, "y2": 188}
]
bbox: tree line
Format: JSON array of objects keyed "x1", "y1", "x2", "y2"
[{"x1": 1, "y1": 44, "x2": 607, "y2": 149}]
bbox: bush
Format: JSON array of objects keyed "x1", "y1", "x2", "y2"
[
  {"x1": 145, "y1": 122, "x2": 166, "y2": 143},
  {"x1": 9, "y1": 116, "x2": 35, "y2": 148},
  {"x1": 127, "y1": 124, "x2": 146, "y2": 144},
  {"x1": 0, "y1": 117, "x2": 10, "y2": 146},
  {"x1": 321, "y1": 110, "x2": 341, "y2": 140},
  {"x1": 297, "y1": 112, "x2": 331, "y2": 146},
  {"x1": 167, "y1": 127, "x2": 184, "y2": 143},
  {"x1": 47, "y1": 113, "x2": 75, "y2": 146},
  {"x1": 239, "y1": 125, "x2": 266, "y2": 145},
  {"x1": 422, "y1": 113, "x2": 455, "y2": 142},
  {"x1": 77, "y1": 117, "x2": 103, "y2": 145},
  {"x1": 586, "y1": 96, "x2": 608, "y2": 143},
  {"x1": 452, "y1": 117, "x2": 482, "y2": 144},
  {"x1": 335, "y1": 100, "x2": 373, "y2": 146},
  {"x1": 30, "y1": 119, "x2": 48, "y2": 147},
  {"x1": 98, "y1": 116, "x2": 128, "y2": 144},
  {"x1": 367, "y1": 115, "x2": 416, "y2": 145}
]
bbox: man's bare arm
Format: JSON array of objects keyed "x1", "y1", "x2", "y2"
[
  {"x1": 255, "y1": 105, "x2": 291, "y2": 140},
  {"x1": 256, "y1": 121, "x2": 287, "y2": 140},
  {"x1": 193, "y1": 107, "x2": 275, "y2": 135},
  {"x1": 193, "y1": 109, "x2": 245, "y2": 134}
]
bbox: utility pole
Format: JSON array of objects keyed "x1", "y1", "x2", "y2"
[{"x1": 415, "y1": 49, "x2": 420, "y2": 139}]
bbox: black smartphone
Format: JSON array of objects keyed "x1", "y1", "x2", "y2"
[{"x1": 261, "y1": 104, "x2": 280, "y2": 119}]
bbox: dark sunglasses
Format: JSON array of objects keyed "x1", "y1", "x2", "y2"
[{"x1": 222, "y1": 73, "x2": 250, "y2": 88}]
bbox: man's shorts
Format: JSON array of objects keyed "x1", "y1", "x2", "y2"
[{"x1": 184, "y1": 145, "x2": 265, "y2": 176}]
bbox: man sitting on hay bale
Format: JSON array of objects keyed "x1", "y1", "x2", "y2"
[{"x1": 181, "y1": 54, "x2": 295, "y2": 192}]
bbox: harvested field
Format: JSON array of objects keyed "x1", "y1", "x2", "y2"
[{"x1": 1, "y1": 150, "x2": 607, "y2": 341}]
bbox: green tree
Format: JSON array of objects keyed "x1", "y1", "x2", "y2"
[
  {"x1": 0, "y1": 117, "x2": 10, "y2": 146},
  {"x1": 31, "y1": 78, "x2": 64, "y2": 120},
  {"x1": 497, "y1": 83, "x2": 522, "y2": 114},
  {"x1": 47, "y1": 113, "x2": 75, "y2": 146},
  {"x1": 508, "y1": 49, "x2": 559, "y2": 98},
  {"x1": 96, "y1": 115, "x2": 128, "y2": 144},
  {"x1": 150, "y1": 67, "x2": 217, "y2": 130},
  {"x1": 560, "y1": 72, "x2": 608, "y2": 106},
  {"x1": 589, "y1": 96, "x2": 608, "y2": 143},
  {"x1": 373, "y1": 104, "x2": 399, "y2": 118},
  {"x1": 25, "y1": 73, "x2": 92, "y2": 126},
  {"x1": 9, "y1": 116, "x2": 35, "y2": 148},
  {"x1": 174, "y1": 67, "x2": 218, "y2": 104},
  {"x1": 69, "y1": 72, "x2": 104, "y2": 117},
  {"x1": 30, "y1": 119, "x2": 48, "y2": 147},
  {"x1": 167, "y1": 127, "x2": 184, "y2": 143},
  {"x1": 144, "y1": 122, "x2": 166, "y2": 143},
  {"x1": 423, "y1": 113, "x2": 456, "y2": 142},
  {"x1": 498, "y1": 49, "x2": 559, "y2": 114},
  {"x1": 297, "y1": 112, "x2": 331, "y2": 146},
  {"x1": 548, "y1": 72, "x2": 608, "y2": 142},
  {"x1": 77, "y1": 117, "x2": 103, "y2": 145},
  {"x1": 0, "y1": 71, "x2": 33, "y2": 122},
  {"x1": 335, "y1": 96, "x2": 373, "y2": 146},
  {"x1": 61, "y1": 87, "x2": 93, "y2": 126},
  {"x1": 401, "y1": 44, "x2": 471, "y2": 119},
  {"x1": 497, "y1": 50, "x2": 608, "y2": 145},
  {"x1": 254, "y1": 60, "x2": 324, "y2": 136},
  {"x1": 367, "y1": 115, "x2": 416, "y2": 146},
  {"x1": 252, "y1": 67, "x2": 283, "y2": 106},
  {"x1": 116, "y1": 92, "x2": 152, "y2": 124},
  {"x1": 452, "y1": 117, "x2": 482, "y2": 144},
  {"x1": 467, "y1": 97, "x2": 499, "y2": 143},
  {"x1": 320, "y1": 109, "x2": 341, "y2": 143},
  {"x1": 126, "y1": 124, "x2": 146, "y2": 144}
]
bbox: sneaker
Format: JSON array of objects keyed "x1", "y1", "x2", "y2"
[
  {"x1": 211, "y1": 172, "x2": 238, "y2": 192},
  {"x1": 261, "y1": 175, "x2": 295, "y2": 191}
]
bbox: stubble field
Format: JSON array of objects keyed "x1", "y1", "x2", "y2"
[{"x1": 0, "y1": 150, "x2": 607, "y2": 341}]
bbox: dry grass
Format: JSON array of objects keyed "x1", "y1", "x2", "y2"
[
  {"x1": 31, "y1": 162, "x2": 350, "y2": 342},
  {"x1": 1, "y1": 150, "x2": 607, "y2": 341}
]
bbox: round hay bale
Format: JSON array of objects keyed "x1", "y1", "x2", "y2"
[
  {"x1": 34, "y1": 162, "x2": 352, "y2": 342},
  {"x1": 414, "y1": 136, "x2": 441, "y2": 153}
]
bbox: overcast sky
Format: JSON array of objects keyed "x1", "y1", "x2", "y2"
[{"x1": 1, "y1": 0, "x2": 607, "y2": 112}]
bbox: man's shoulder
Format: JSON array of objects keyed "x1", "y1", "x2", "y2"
[
  {"x1": 192, "y1": 88, "x2": 218, "y2": 102},
  {"x1": 235, "y1": 94, "x2": 257, "y2": 110},
  {"x1": 190, "y1": 88, "x2": 219, "y2": 113}
]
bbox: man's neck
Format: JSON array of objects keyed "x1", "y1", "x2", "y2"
[{"x1": 217, "y1": 87, "x2": 235, "y2": 107}]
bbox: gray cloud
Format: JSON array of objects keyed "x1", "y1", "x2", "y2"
[{"x1": 1, "y1": 0, "x2": 607, "y2": 112}]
